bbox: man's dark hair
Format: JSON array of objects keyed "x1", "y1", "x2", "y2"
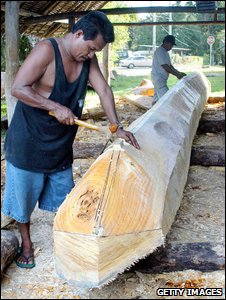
[
  {"x1": 71, "y1": 11, "x2": 114, "y2": 43},
  {"x1": 163, "y1": 35, "x2": 176, "y2": 45}
]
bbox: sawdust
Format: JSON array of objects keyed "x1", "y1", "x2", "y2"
[{"x1": 1, "y1": 98, "x2": 225, "y2": 299}]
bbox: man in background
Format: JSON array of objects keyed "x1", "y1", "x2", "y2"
[{"x1": 151, "y1": 35, "x2": 187, "y2": 105}]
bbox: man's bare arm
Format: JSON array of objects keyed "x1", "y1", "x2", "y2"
[
  {"x1": 161, "y1": 64, "x2": 186, "y2": 79},
  {"x1": 88, "y1": 55, "x2": 140, "y2": 149},
  {"x1": 12, "y1": 41, "x2": 75, "y2": 125}
]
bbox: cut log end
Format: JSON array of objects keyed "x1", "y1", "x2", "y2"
[{"x1": 54, "y1": 230, "x2": 164, "y2": 288}]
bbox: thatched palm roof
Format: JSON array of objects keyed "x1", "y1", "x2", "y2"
[{"x1": 1, "y1": 1, "x2": 109, "y2": 37}]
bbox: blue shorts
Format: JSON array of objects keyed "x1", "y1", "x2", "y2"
[{"x1": 2, "y1": 161, "x2": 74, "y2": 223}]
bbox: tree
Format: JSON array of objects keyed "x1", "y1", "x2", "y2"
[
  {"x1": 126, "y1": 1, "x2": 225, "y2": 65},
  {"x1": 98, "y1": 1, "x2": 138, "y2": 65}
]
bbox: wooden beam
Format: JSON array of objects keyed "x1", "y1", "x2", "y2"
[
  {"x1": 1, "y1": 4, "x2": 41, "y2": 17},
  {"x1": 5, "y1": 1, "x2": 20, "y2": 125},
  {"x1": 112, "y1": 20, "x2": 225, "y2": 26},
  {"x1": 68, "y1": 16, "x2": 75, "y2": 33},
  {"x1": 53, "y1": 72, "x2": 210, "y2": 288},
  {"x1": 24, "y1": 6, "x2": 225, "y2": 24}
]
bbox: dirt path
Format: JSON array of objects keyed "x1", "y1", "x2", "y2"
[{"x1": 1, "y1": 99, "x2": 225, "y2": 299}]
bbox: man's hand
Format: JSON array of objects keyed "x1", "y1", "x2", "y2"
[
  {"x1": 116, "y1": 129, "x2": 140, "y2": 149},
  {"x1": 50, "y1": 105, "x2": 76, "y2": 125},
  {"x1": 177, "y1": 72, "x2": 187, "y2": 79}
]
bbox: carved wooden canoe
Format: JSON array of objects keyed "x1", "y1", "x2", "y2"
[{"x1": 53, "y1": 72, "x2": 210, "y2": 288}]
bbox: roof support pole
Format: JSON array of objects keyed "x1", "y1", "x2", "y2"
[
  {"x1": 102, "y1": 43, "x2": 110, "y2": 85},
  {"x1": 5, "y1": 1, "x2": 20, "y2": 125},
  {"x1": 68, "y1": 16, "x2": 75, "y2": 32}
]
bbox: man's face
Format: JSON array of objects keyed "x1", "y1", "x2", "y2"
[
  {"x1": 72, "y1": 31, "x2": 106, "y2": 61},
  {"x1": 164, "y1": 42, "x2": 174, "y2": 51}
]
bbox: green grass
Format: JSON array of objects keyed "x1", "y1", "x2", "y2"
[
  {"x1": 1, "y1": 98, "x2": 7, "y2": 119},
  {"x1": 206, "y1": 75, "x2": 225, "y2": 93},
  {"x1": 110, "y1": 71, "x2": 225, "y2": 95},
  {"x1": 1, "y1": 69, "x2": 225, "y2": 118},
  {"x1": 110, "y1": 75, "x2": 146, "y2": 95},
  {"x1": 167, "y1": 72, "x2": 225, "y2": 93}
]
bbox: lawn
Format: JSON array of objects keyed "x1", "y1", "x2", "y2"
[
  {"x1": 1, "y1": 67, "x2": 225, "y2": 118},
  {"x1": 110, "y1": 70, "x2": 225, "y2": 95}
]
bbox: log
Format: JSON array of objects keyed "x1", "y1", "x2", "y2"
[
  {"x1": 132, "y1": 79, "x2": 155, "y2": 97},
  {"x1": 131, "y1": 242, "x2": 225, "y2": 273},
  {"x1": 1, "y1": 230, "x2": 19, "y2": 275},
  {"x1": 1, "y1": 214, "x2": 15, "y2": 229},
  {"x1": 81, "y1": 106, "x2": 105, "y2": 120},
  {"x1": 197, "y1": 109, "x2": 225, "y2": 133},
  {"x1": 207, "y1": 96, "x2": 225, "y2": 104},
  {"x1": 53, "y1": 72, "x2": 210, "y2": 288},
  {"x1": 73, "y1": 142, "x2": 106, "y2": 159},
  {"x1": 191, "y1": 145, "x2": 225, "y2": 166},
  {"x1": 123, "y1": 95, "x2": 153, "y2": 110}
]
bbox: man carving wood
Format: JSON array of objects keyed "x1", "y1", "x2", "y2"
[{"x1": 2, "y1": 11, "x2": 140, "y2": 269}]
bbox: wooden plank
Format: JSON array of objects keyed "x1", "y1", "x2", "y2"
[{"x1": 53, "y1": 72, "x2": 210, "y2": 288}]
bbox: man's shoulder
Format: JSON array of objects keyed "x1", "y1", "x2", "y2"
[
  {"x1": 35, "y1": 39, "x2": 53, "y2": 49},
  {"x1": 156, "y1": 46, "x2": 168, "y2": 57},
  {"x1": 156, "y1": 46, "x2": 165, "y2": 53},
  {"x1": 30, "y1": 39, "x2": 55, "y2": 59}
]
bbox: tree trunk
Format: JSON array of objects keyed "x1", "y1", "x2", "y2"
[
  {"x1": 191, "y1": 145, "x2": 225, "y2": 166},
  {"x1": 102, "y1": 43, "x2": 110, "y2": 85},
  {"x1": 197, "y1": 109, "x2": 225, "y2": 133},
  {"x1": 132, "y1": 242, "x2": 225, "y2": 273},
  {"x1": 1, "y1": 230, "x2": 19, "y2": 275},
  {"x1": 53, "y1": 72, "x2": 210, "y2": 288}
]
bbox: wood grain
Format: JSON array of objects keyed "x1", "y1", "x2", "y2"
[{"x1": 54, "y1": 72, "x2": 210, "y2": 287}]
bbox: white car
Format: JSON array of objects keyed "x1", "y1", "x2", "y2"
[{"x1": 119, "y1": 56, "x2": 152, "y2": 68}]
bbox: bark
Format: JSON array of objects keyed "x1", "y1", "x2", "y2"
[
  {"x1": 73, "y1": 142, "x2": 106, "y2": 159},
  {"x1": 1, "y1": 230, "x2": 19, "y2": 275},
  {"x1": 197, "y1": 109, "x2": 225, "y2": 133},
  {"x1": 132, "y1": 242, "x2": 225, "y2": 273},
  {"x1": 191, "y1": 145, "x2": 225, "y2": 166}
]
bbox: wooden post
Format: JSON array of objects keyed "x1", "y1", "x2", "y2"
[
  {"x1": 53, "y1": 72, "x2": 210, "y2": 288},
  {"x1": 5, "y1": 1, "x2": 19, "y2": 125},
  {"x1": 102, "y1": 43, "x2": 110, "y2": 85},
  {"x1": 68, "y1": 16, "x2": 75, "y2": 32}
]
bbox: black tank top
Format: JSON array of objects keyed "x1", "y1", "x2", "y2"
[{"x1": 4, "y1": 38, "x2": 90, "y2": 172}]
